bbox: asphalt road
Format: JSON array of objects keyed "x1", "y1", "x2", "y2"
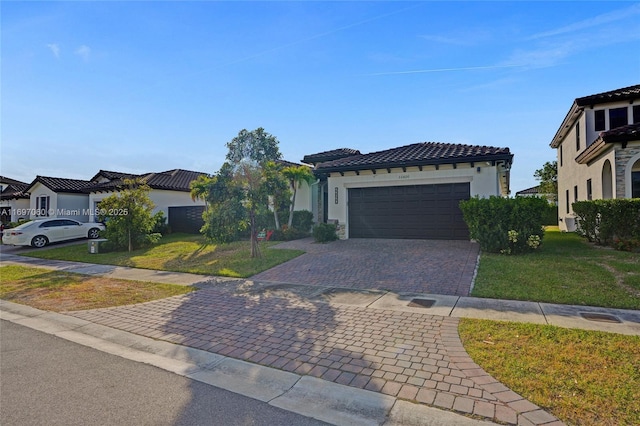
[{"x1": 0, "y1": 320, "x2": 329, "y2": 426}]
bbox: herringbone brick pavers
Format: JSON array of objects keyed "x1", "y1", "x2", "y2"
[{"x1": 69, "y1": 286, "x2": 563, "y2": 425}]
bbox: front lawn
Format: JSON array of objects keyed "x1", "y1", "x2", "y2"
[
  {"x1": 459, "y1": 319, "x2": 640, "y2": 426},
  {"x1": 22, "y1": 233, "x2": 304, "y2": 278},
  {"x1": 472, "y1": 227, "x2": 640, "y2": 309},
  {"x1": 0, "y1": 265, "x2": 193, "y2": 311}
]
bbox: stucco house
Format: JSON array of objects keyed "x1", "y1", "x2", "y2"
[
  {"x1": 0, "y1": 176, "x2": 30, "y2": 224},
  {"x1": 86, "y1": 169, "x2": 208, "y2": 233},
  {"x1": 303, "y1": 142, "x2": 513, "y2": 240},
  {"x1": 23, "y1": 176, "x2": 96, "y2": 222},
  {"x1": 550, "y1": 84, "x2": 640, "y2": 231}
]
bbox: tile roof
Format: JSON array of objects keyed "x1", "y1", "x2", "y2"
[
  {"x1": 600, "y1": 122, "x2": 640, "y2": 143},
  {"x1": 575, "y1": 84, "x2": 640, "y2": 107},
  {"x1": 0, "y1": 183, "x2": 29, "y2": 200},
  {"x1": 302, "y1": 148, "x2": 362, "y2": 165},
  {"x1": 86, "y1": 168, "x2": 209, "y2": 193},
  {"x1": 313, "y1": 142, "x2": 512, "y2": 173},
  {"x1": 26, "y1": 176, "x2": 95, "y2": 194},
  {"x1": 90, "y1": 170, "x2": 140, "y2": 182},
  {"x1": 515, "y1": 185, "x2": 540, "y2": 196},
  {"x1": 0, "y1": 176, "x2": 28, "y2": 186},
  {"x1": 142, "y1": 169, "x2": 209, "y2": 191}
]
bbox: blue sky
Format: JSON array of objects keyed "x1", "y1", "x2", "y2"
[{"x1": 2, "y1": 1, "x2": 639, "y2": 193}]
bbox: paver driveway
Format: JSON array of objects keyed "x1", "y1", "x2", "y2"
[{"x1": 253, "y1": 238, "x2": 480, "y2": 296}]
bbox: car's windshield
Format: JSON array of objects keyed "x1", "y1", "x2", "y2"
[{"x1": 12, "y1": 221, "x2": 35, "y2": 230}]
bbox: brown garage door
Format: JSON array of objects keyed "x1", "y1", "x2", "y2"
[{"x1": 348, "y1": 183, "x2": 470, "y2": 239}]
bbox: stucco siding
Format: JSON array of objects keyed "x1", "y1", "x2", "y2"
[
  {"x1": 89, "y1": 189, "x2": 206, "y2": 222},
  {"x1": 28, "y1": 183, "x2": 57, "y2": 219}
]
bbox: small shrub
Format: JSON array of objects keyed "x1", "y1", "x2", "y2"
[
  {"x1": 280, "y1": 210, "x2": 314, "y2": 233},
  {"x1": 313, "y1": 223, "x2": 338, "y2": 243},
  {"x1": 152, "y1": 211, "x2": 170, "y2": 235},
  {"x1": 271, "y1": 226, "x2": 309, "y2": 241}
]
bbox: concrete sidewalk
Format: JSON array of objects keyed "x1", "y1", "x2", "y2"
[
  {"x1": 3, "y1": 253, "x2": 638, "y2": 335},
  {"x1": 2, "y1": 254, "x2": 639, "y2": 425}
]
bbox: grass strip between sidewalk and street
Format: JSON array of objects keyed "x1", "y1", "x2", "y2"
[
  {"x1": 472, "y1": 227, "x2": 640, "y2": 310},
  {"x1": 0, "y1": 264, "x2": 193, "y2": 312},
  {"x1": 459, "y1": 318, "x2": 640, "y2": 426},
  {"x1": 21, "y1": 233, "x2": 305, "y2": 278}
]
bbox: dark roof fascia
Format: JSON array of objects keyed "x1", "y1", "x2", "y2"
[{"x1": 315, "y1": 153, "x2": 514, "y2": 175}]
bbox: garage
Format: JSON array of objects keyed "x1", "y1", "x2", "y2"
[
  {"x1": 348, "y1": 183, "x2": 470, "y2": 239},
  {"x1": 168, "y1": 206, "x2": 205, "y2": 234}
]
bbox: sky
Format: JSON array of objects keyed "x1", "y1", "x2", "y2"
[{"x1": 2, "y1": 1, "x2": 639, "y2": 193}]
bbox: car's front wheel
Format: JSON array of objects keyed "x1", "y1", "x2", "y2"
[
  {"x1": 31, "y1": 235, "x2": 49, "y2": 248},
  {"x1": 88, "y1": 228, "x2": 101, "y2": 239}
]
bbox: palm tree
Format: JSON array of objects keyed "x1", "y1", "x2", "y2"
[{"x1": 282, "y1": 165, "x2": 315, "y2": 229}]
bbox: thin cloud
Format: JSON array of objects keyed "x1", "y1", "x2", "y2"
[
  {"x1": 362, "y1": 64, "x2": 523, "y2": 77},
  {"x1": 75, "y1": 45, "x2": 91, "y2": 61},
  {"x1": 498, "y1": 42, "x2": 575, "y2": 70},
  {"x1": 46, "y1": 43, "x2": 60, "y2": 58},
  {"x1": 528, "y1": 3, "x2": 640, "y2": 40}
]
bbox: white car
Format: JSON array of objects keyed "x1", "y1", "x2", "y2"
[{"x1": 2, "y1": 218, "x2": 105, "y2": 248}]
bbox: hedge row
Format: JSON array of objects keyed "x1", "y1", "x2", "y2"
[
  {"x1": 573, "y1": 199, "x2": 640, "y2": 251},
  {"x1": 459, "y1": 196, "x2": 549, "y2": 254}
]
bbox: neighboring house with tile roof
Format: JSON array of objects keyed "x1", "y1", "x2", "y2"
[
  {"x1": 303, "y1": 141, "x2": 513, "y2": 240},
  {"x1": 0, "y1": 176, "x2": 30, "y2": 224},
  {"x1": 86, "y1": 169, "x2": 209, "y2": 233},
  {"x1": 23, "y1": 176, "x2": 96, "y2": 221},
  {"x1": 515, "y1": 185, "x2": 557, "y2": 205},
  {"x1": 549, "y1": 84, "x2": 640, "y2": 231}
]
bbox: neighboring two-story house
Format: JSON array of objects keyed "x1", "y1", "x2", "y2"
[{"x1": 550, "y1": 84, "x2": 640, "y2": 231}]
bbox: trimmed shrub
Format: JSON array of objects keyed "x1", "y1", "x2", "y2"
[
  {"x1": 573, "y1": 199, "x2": 640, "y2": 250},
  {"x1": 459, "y1": 196, "x2": 547, "y2": 254},
  {"x1": 280, "y1": 210, "x2": 314, "y2": 233},
  {"x1": 271, "y1": 226, "x2": 309, "y2": 241},
  {"x1": 312, "y1": 223, "x2": 338, "y2": 243}
]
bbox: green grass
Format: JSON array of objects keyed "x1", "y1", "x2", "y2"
[
  {"x1": 0, "y1": 264, "x2": 193, "y2": 311},
  {"x1": 459, "y1": 319, "x2": 640, "y2": 426},
  {"x1": 472, "y1": 227, "x2": 640, "y2": 309},
  {"x1": 23, "y1": 233, "x2": 304, "y2": 278}
]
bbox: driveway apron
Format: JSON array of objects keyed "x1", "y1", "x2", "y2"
[
  {"x1": 68, "y1": 282, "x2": 560, "y2": 425},
  {"x1": 253, "y1": 238, "x2": 480, "y2": 296}
]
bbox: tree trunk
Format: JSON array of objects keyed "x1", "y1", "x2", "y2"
[
  {"x1": 250, "y1": 209, "x2": 261, "y2": 258},
  {"x1": 128, "y1": 228, "x2": 132, "y2": 252},
  {"x1": 273, "y1": 203, "x2": 281, "y2": 230},
  {"x1": 287, "y1": 183, "x2": 297, "y2": 228}
]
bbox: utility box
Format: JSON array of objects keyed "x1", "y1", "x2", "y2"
[{"x1": 88, "y1": 239, "x2": 108, "y2": 254}]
